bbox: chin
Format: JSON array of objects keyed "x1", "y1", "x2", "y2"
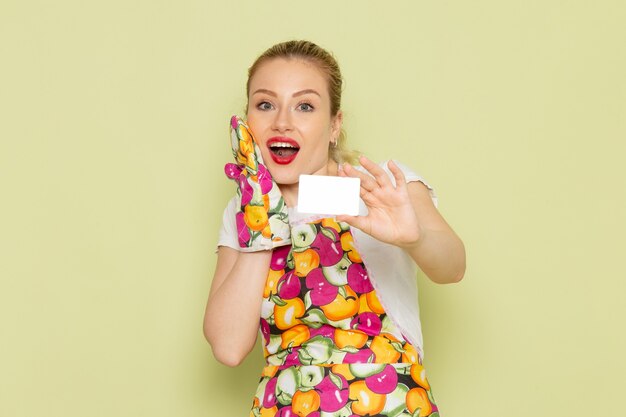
[
  {"x1": 265, "y1": 163, "x2": 299, "y2": 183},
  {"x1": 273, "y1": 174, "x2": 300, "y2": 186}
]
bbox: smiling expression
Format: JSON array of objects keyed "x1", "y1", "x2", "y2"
[{"x1": 246, "y1": 58, "x2": 343, "y2": 188}]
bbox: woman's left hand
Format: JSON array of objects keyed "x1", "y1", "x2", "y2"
[{"x1": 336, "y1": 156, "x2": 422, "y2": 248}]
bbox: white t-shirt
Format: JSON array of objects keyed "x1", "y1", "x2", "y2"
[{"x1": 217, "y1": 160, "x2": 438, "y2": 360}]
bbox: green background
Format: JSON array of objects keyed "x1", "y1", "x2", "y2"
[{"x1": 1, "y1": 1, "x2": 625, "y2": 416}]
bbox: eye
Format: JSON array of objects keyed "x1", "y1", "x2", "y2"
[
  {"x1": 257, "y1": 101, "x2": 273, "y2": 111},
  {"x1": 297, "y1": 102, "x2": 314, "y2": 112}
]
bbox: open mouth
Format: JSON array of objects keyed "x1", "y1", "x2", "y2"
[{"x1": 267, "y1": 138, "x2": 300, "y2": 164}]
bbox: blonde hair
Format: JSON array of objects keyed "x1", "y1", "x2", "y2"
[{"x1": 246, "y1": 40, "x2": 360, "y2": 164}]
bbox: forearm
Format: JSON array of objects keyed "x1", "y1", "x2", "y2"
[
  {"x1": 403, "y1": 228, "x2": 466, "y2": 284},
  {"x1": 204, "y1": 250, "x2": 272, "y2": 365}
]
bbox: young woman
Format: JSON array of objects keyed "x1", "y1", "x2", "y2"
[{"x1": 204, "y1": 40, "x2": 465, "y2": 417}]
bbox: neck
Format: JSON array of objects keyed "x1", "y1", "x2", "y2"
[{"x1": 279, "y1": 159, "x2": 339, "y2": 207}]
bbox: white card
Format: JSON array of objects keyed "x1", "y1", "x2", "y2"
[{"x1": 297, "y1": 175, "x2": 361, "y2": 216}]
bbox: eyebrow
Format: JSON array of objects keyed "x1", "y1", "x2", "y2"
[
  {"x1": 251, "y1": 88, "x2": 321, "y2": 98},
  {"x1": 294, "y1": 89, "x2": 321, "y2": 98}
]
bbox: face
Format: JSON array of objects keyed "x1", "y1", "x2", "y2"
[{"x1": 246, "y1": 58, "x2": 342, "y2": 186}]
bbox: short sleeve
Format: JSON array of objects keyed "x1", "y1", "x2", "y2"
[
  {"x1": 383, "y1": 160, "x2": 438, "y2": 208},
  {"x1": 216, "y1": 196, "x2": 241, "y2": 252}
]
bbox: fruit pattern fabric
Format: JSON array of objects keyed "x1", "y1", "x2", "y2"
[
  {"x1": 224, "y1": 116, "x2": 290, "y2": 250},
  {"x1": 251, "y1": 218, "x2": 439, "y2": 417}
]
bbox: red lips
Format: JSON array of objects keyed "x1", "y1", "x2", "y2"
[{"x1": 267, "y1": 137, "x2": 300, "y2": 165}]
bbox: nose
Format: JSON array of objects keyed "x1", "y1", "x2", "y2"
[{"x1": 271, "y1": 106, "x2": 293, "y2": 133}]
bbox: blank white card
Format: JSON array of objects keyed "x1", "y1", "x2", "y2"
[{"x1": 297, "y1": 175, "x2": 361, "y2": 216}]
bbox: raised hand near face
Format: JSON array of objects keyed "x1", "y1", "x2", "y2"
[{"x1": 224, "y1": 115, "x2": 290, "y2": 250}]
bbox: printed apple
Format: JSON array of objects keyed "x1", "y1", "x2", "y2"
[
  {"x1": 381, "y1": 383, "x2": 410, "y2": 417},
  {"x1": 311, "y1": 227, "x2": 343, "y2": 266},
  {"x1": 410, "y1": 363, "x2": 431, "y2": 390},
  {"x1": 292, "y1": 224, "x2": 317, "y2": 248},
  {"x1": 327, "y1": 349, "x2": 348, "y2": 365},
  {"x1": 348, "y1": 380, "x2": 386, "y2": 415},
  {"x1": 320, "y1": 286, "x2": 359, "y2": 321},
  {"x1": 306, "y1": 268, "x2": 338, "y2": 305},
  {"x1": 315, "y1": 374, "x2": 349, "y2": 412},
  {"x1": 298, "y1": 335, "x2": 334, "y2": 365},
  {"x1": 350, "y1": 312, "x2": 382, "y2": 336},
  {"x1": 283, "y1": 347, "x2": 303, "y2": 368},
  {"x1": 321, "y1": 255, "x2": 351, "y2": 286},
  {"x1": 263, "y1": 377, "x2": 278, "y2": 408},
  {"x1": 309, "y1": 324, "x2": 335, "y2": 340},
  {"x1": 276, "y1": 406, "x2": 296, "y2": 417},
  {"x1": 343, "y1": 348, "x2": 375, "y2": 364},
  {"x1": 299, "y1": 366, "x2": 325, "y2": 388},
  {"x1": 346, "y1": 262, "x2": 373, "y2": 294},
  {"x1": 364, "y1": 364, "x2": 398, "y2": 394},
  {"x1": 266, "y1": 334, "x2": 282, "y2": 355},
  {"x1": 348, "y1": 363, "x2": 386, "y2": 378},
  {"x1": 276, "y1": 367, "x2": 301, "y2": 405},
  {"x1": 278, "y1": 271, "x2": 301, "y2": 299},
  {"x1": 254, "y1": 376, "x2": 270, "y2": 404},
  {"x1": 260, "y1": 318, "x2": 270, "y2": 344},
  {"x1": 380, "y1": 315, "x2": 403, "y2": 340},
  {"x1": 271, "y1": 245, "x2": 291, "y2": 270},
  {"x1": 326, "y1": 316, "x2": 352, "y2": 330},
  {"x1": 260, "y1": 298, "x2": 274, "y2": 320},
  {"x1": 300, "y1": 308, "x2": 329, "y2": 327}
]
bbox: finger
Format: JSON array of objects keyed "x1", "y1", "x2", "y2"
[
  {"x1": 387, "y1": 159, "x2": 407, "y2": 191},
  {"x1": 336, "y1": 214, "x2": 369, "y2": 234},
  {"x1": 342, "y1": 163, "x2": 378, "y2": 192},
  {"x1": 343, "y1": 163, "x2": 390, "y2": 204},
  {"x1": 337, "y1": 163, "x2": 347, "y2": 177},
  {"x1": 359, "y1": 187, "x2": 381, "y2": 207},
  {"x1": 359, "y1": 155, "x2": 392, "y2": 189}
]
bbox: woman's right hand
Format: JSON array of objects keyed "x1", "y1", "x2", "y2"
[
  {"x1": 204, "y1": 116, "x2": 293, "y2": 366},
  {"x1": 224, "y1": 116, "x2": 290, "y2": 250}
]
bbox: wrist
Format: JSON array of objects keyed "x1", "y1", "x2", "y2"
[{"x1": 398, "y1": 224, "x2": 427, "y2": 252}]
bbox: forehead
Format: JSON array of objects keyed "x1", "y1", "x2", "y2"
[{"x1": 249, "y1": 58, "x2": 329, "y2": 96}]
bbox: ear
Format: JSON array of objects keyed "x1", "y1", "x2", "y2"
[{"x1": 330, "y1": 111, "x2": 343, "y2": 143}]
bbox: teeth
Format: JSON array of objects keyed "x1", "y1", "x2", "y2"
[{"x1": 270, "y1": 142, "x2": 297, "y2": 148}]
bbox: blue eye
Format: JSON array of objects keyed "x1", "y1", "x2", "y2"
[
  {"x1": 257, "y1": 101, "x2": 273, "y2": 111},
  {"x1": 298, "y1": 103, "x2": 314, "y2": 112}
]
